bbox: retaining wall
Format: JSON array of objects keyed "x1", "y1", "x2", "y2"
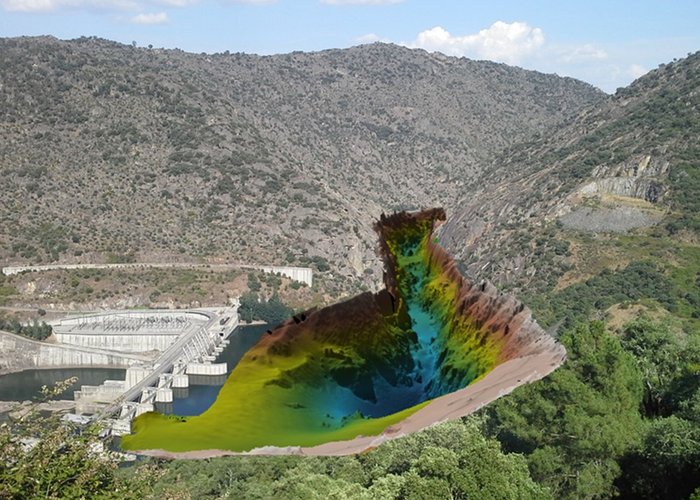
[{"x1": 0, "y1": 330, "x2": 149, "y2": 375}]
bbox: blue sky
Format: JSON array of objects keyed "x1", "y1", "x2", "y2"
[{"x1": 1, "y1": 0, "x2": 699, "y2": 92}]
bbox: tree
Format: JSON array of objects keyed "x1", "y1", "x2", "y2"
[
  {"x1": 487, "y1": 321, "x2": 645, "y2": 499},
  {"x1": 238, "y1": 291, "x2": 293, "y2": 325},
  {"x1": 0, "y1": 315, "x2": 52, "y2": 340},
  {"x1": 614, "y1": 318, "x2": 700, "y2": 498},
  {"x1": 617, "y1": 416, "x2": 700, "y2": 499},
  {"x1": 356, "y1": 419, "x2": 550, "y2": 499},
  {"x1": 238, "y1": 291, "x2": 259, "y2": 323},
  {"x1": 0, "y1": 380, "x2": 164, "y2": 498},
  {"x1": 621, "y1": 318, "x2": 700, "y2": 416},
  {"x1": 247, "y1": 272, "x2": 261, "y2": 292},
  {"x1": 266, "y1": 292, "x2": 292, "y2": 325},
  {"x1": 152, "y1": 418, "x2": 548, "y2": 499}
]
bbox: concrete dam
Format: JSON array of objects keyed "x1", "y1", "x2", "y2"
[
  {"x1": 0, "y1": 300, "x2": 239, "y2": 434},
  {"x1": 52, "y1": 310, "x2": 216, "y2": 352},
  {"x1": 38, "y1": 305, "x2": 241, "y2": 433},
  {"x1": 0, "y1": 330, "x2": 151, "y2": 376}
]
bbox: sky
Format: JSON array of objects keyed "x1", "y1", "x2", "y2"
[{"x1": 1, "y1": 0, "x2": 699, "y2": 93}]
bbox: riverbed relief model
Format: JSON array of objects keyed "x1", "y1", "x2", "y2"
[{"x1": 121, "y1": 209, "x2": 566, "y2": 456}]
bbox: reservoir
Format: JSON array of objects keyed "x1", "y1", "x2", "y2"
[
  {"x1": 0, "y1": 367, "x2": 127, "y2": 402},
  {"x1": 0, "y1": 325, "x2": 267, "y2": 414}
]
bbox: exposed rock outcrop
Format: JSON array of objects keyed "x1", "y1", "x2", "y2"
[{"x1": 576, "y1": 154, "x2": 670, "y2": 202}]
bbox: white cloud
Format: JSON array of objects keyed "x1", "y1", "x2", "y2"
[
  {"x1": 628, "y1": 63, "x2": 648, "y2": 79},
  {"x1": 408, "y1": 21, "x2": 545, "y2": 64},
  {"x1": 355, "y1": 33, "x2": 391, "y2": 44},
  {"x1": 322, "y1": 0, "x2": 403, "y2": 5},
  {"x1": 356, "y1": 33, "x2": 379, "y2": 43},
  {"x1": 1, "y1": 0, "x2": 61, "y2": 11},
  {"x1": 0, "y1": 0, "x2": 207, "y2": 11},
  {"x1": 558, "y1": 43, "x2": 607, "y2": 63},
  {"x1": 1, "y1": 0, "x2": 137, "y2": 12},
  {"x1": 130, "y1": 10, "x2": 166, "y2": 23}
]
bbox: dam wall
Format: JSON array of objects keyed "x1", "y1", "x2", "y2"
[
  {"x1": 255, "y1": 266, "x2": 313, "y2": 287},
  {"x1": 53, "y1": 331, "x2": 178, "y2": 352},
  {"x1": 51, "y1": 310, "x2": 212, "y2": 352},
  {"x1": 0, "y1": 330, "x2": 149, "y2": 375}
]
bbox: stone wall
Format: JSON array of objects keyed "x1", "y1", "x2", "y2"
[
  {"x1": 0, "y1": 330, "x2": 149, "y2": 375},
  {"x1": 257, "y1": 266, "x2": 313, "y2": 286}
]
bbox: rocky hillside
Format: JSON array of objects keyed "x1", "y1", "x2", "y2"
[
  {"x1": 442, "y1": 50, "x2": 700, "y2": 329},
  {"x1": 0, "y1": 36, "x2": 603, "y2": 283}
]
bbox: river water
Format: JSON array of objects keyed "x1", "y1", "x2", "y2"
[
  {"x1": 0, "y1": 325, "x2": 267, "y2": 416},
  {"x1": 0, "y1": 367, "x2": 127, "y2": 402}
]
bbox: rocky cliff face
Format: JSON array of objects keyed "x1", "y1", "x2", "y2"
[{"x1": 576, "y1": 155, "x2": 669, "y2": 202}]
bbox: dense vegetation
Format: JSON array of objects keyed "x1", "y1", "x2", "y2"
[
  {"x1": 238, "y1": 290, "x2": 294, "y2": 326},
  {"x1": 524, "y1": 260, "x2": 675, "y2": 328},
  {"x1": 488, "y1": 319, "x2": 700, "y2": 499},
  {"x1": 668, "y1": 142, "x2": 700, "y2": 233},
  {"x1": 149, "y1": 418, "x2": 548, "y2": 499}
]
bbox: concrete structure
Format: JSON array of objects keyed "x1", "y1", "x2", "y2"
[
  {"x1": 2, "y1": 262, "x2": 314, "y2": 286},
  {"x1": 172, "y1": 373, "x2": 189, "y2": 388},
  {"x1": 186, "y1": 362, "x2": 227, "y2": 376},
  {"x1": 61, "y1": 306, "x2": 240, "y2": 433},
  {"x1": 0, "y1": 330, "x2": 152, "y2": 375},
  {"x1": 254, "y1": 266, "x2": 313, "y2": 287},
  {"x1": 51, "y1": 310, "x2": 213, "y2": 352},
  {"x1": 0, "y1": 306, "x2": 241, "y2": 430}
]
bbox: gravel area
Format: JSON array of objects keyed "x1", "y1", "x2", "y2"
[{"x1": 559, "y1": 206, "x2": 663, "y2": 233}]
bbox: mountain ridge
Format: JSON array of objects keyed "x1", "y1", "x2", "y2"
[{"x1": 0, "y1": 36, "x2": 603, "y2": 287}]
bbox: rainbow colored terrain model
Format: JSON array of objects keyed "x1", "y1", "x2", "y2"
[{"x1": 122, "y1": 209, "x2": 565, "y2": 456}]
